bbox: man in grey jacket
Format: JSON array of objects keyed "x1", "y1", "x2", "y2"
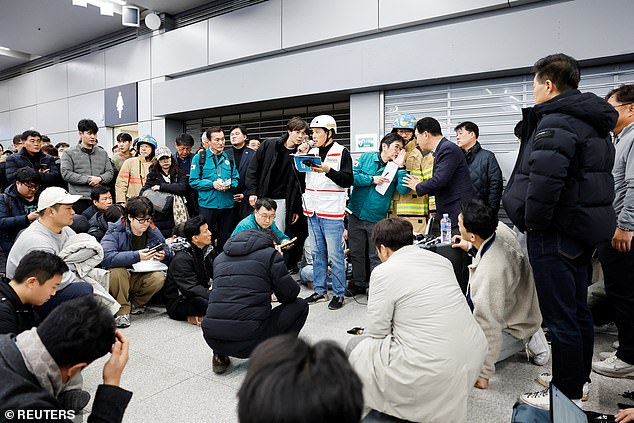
[
  {"x1": 60, "y1": 119, "x2": 114, "y2": 214},
  {"x1": 592, "y1": 84, "x2": 634, "y2": 379}
]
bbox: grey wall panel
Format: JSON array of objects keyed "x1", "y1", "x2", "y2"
[
  {"x1": 210, "y1": 0, "x2": 282, "y2": 64},
  {"x1": 138, "y1": 121, "x2": 152, "y2": 137},
  {"x1": 68, "y1": 52, "x2": 106, "y2": 97},
  {"x1": 138, "y1": 80, "x2": 151, "y2": 122},
  {"x1": 350, "y1": 92, "x2": 381, "y2": 154},
  {"x1": 8, "y1": 74, "x2": 36, "y2": 110},
  {"x1": 0, "y1": 83, "x2": 10, "y2": 113},
  {"x1": 105, "y1": 38, "x2": 151, "y2": 88},
  {"x1": 37, "y1": 99, "x2": 69, "y2": 135},
  {"x1": 0, "y1": 112, "x2": 10, "y2": 140},
  {"x1": 379, "y1": 0, "x2": 508, "y2": 29},
  {"x1": 282, "y1": 0, "x2": 378, "y2": 49},
  {"x1": 154, "y1": 0, "x2": 634, "y2": 116},
  {"x1": 35, "y1": 64, "x2": 68, "y2": 103},
  {"x1": 152, "y1": 21, "x2": 208, "y2": 77},
  {"x1": 10, "y1": 106, "x2": 36, "y2": 134},
  {"x1": 44, "y1": 131, "x2": 75, "y2": 146},
  {"x1": 68, "y1": 91, "x2": 105, "y2": 131}
]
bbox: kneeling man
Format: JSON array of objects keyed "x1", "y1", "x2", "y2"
[
  {"x1": 202, "y1": 229, "x2": 308, "y2": 375},
  {"x1": 348, "y1": 218, "x2": 486, "y2": 423}
]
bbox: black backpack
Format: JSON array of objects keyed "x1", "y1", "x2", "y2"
[{"x1": 197, "y1": 149, "x2": 234, "y2": 179}]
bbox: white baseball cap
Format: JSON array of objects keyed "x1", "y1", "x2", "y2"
[{"x1": 37, "y1": 187, "x2": 82, "y2": 212}]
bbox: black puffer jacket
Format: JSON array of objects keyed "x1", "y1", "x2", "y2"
[
  {"x1": 465, "y1": 142, "x2": 504, "y2": 212},
  {"x1": 0, "y1": 184, "x2": 37, "y2": 252},
  {"x1": 0, "y1": 280, "x2": 40, "y2": 335},
  {"x1": 202, "y1": 229, "x2": 299, "y2": 344},
  {"x1": 5, "y1": 149, "x2": 61, "y2": 188},
  {"x1": 164, "y1": 238, "x2": 214, "y2": 315},
  {"x1": 503, "y1": 89, "x2": 618, "y2": 246}
]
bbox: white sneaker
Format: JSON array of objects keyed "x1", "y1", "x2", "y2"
[
  {"x1": 115, "y1": 314, "x2": 131, "y2": 328},
  {"x1": 519, "y1": 387, "x2": 551, "y2": 410},
  {"x1": 526, "y1": 328, "x2": 550, "y2": 366},
  {"x1": 130, "y1": 304, "x2": 146, "y2": 315},
  {"x1": 592, "y1": 355, "x2": 634, "y2": 378},
  {"x1": 599, "y1": 350, "x2": 617, "y2": 360},
  {"x1": 535, "y1": 373, "x2": 589, "y2": 401}
]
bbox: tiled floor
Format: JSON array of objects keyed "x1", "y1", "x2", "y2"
[{"x1": 81, "y1": 284, "x2": 632, "y2": 422}]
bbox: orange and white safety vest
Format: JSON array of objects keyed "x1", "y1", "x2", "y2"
[{"x1": 303, "y1": 142, "x2": 347, "y2": 220}]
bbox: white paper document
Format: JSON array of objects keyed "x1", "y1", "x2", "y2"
[
  {"x1": 131, "y1": 260, "x2": 168, "y2": 273},
  {"x1": 375, "y1": 162, "x2": 398, "y2": 196}
]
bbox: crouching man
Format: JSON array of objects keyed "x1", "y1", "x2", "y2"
[
  {"x1": 101, "y1": 197, "x2": 171, "y2": 329},
  {"x1": 348, "y1": 218, "x2": 486, "y2": 423},
  {"x1": 202, "y1": 229, "x2": 308, "y2": 375},
  {"x1": 0, "y1": 296, "x2": 132, "y2": 422}
]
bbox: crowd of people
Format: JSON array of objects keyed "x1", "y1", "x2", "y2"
[{"x1": 0, "y1": 52, "x2": 633, "y2": 423}]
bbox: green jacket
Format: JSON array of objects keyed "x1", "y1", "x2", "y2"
[
  {"x1": 231, "y1": 213, "x2": 289, "y2": 243},
  {"x1": 189, "y1": 149, "x2": 239, "y2": 210},
  {"x1": 348, "y1": 152, "x2": 409, "y2": 223}
]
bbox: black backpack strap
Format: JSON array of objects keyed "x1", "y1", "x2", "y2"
[{"x1": 198, "y1": 149, "x2": 207, "y2": 179}]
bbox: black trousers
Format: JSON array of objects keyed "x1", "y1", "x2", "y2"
[
  {"x1": 598, "y1": 240, "x2": 634, "y2": 364},
  {"x1": 348, "y1": 214, "x2": 380, "y2": 288},
  {"x1": 199, "y1": 207, "x2": 234, "y2": 251},
  {"x1": 167, "y1": 296, "x2": 209, "y2": 321},
  {"x1": 204, "y1": 298, "x2": 309, "y2": 359}
]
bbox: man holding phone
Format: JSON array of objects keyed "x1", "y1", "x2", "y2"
[
  {"x1": 232, "y1": 198, "x2": 293, "y2": 248},
  {"x1": 101, "y1": 196, "x2": 171, "y2": 329}
]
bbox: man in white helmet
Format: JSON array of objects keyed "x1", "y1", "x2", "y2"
[{"x1": 302, "y1": 115, "x2": 353, "y2": 310}]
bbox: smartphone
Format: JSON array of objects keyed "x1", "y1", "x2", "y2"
[
  {"x1": 147, "y1": 244, "x2": 164, "y2": 254},
  {"x1": 280, "y1": 237, "x2": 298, "y2": 250},
  {"x1": 39, "y1": 163, "x2": 48, "y2": 171}
]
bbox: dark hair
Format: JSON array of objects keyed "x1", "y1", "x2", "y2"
[
  {"x1": 175, "y1": 133, "x2": 195, "y2": 147},
  {"x1": 15, "y1": 166, "x2": 41, "y2": 184},
  {"x1": 533, "y1": 53, "x2": 580, "y2": 92},
  {"x1": 606, "y1": 84, "x2": 634, "y2": 104},
  {"x1": 254, "y1": 198, "x2": 277, "y2": 212},
  {"x1": 90, "y1": 185, "x2": 111, "y2": 202},
  {"x1": 230, "y1": 125, "x2": 248, "y2": 138},
  {"x1": 238, "y1": 335, "x2": 363, "y2": 423},
  {"x1": 454, "y1": 121, "x2": 479, "y2": 139},
  {"x1": 286, "y1": 117, "x2": 309, "y2": 132},
  {"x1": 460, "y1": 199, "x2": 498, "y2": 240},
  {"x1": 21, "y1": 130, "x2": 41, "y2": 141},
  {"x1": 372, "y1": 218, "x2": 413, "y2": 252},
  {"x1": 261, "y1": 228, "x2": 280, "y2": 245},
  {"x1": 125, "y1": 196, "x2": 153, "y2": 218},
  {"x1": 415, "y1": 117, "x2": 442, "y2": 136},
  {"x1": 116, "y1": 132, "x2": 132, "y2": 143},
  {"x1": 13, "y1": 250, "x2": 68, "y2": 285},
  {"x1": 13, "y1": 134, "x2": 22, "y2": 146},
  {"x1": 41, "y1": 144, "x2": 58, "y2": 157},
  {"x1": 183, "y1": 216, "x2": 207, "y2": 242},
  {"x1": 514, "y1": 120, "x2": 523, "y2": 140},
  {"x1": 205, "y1": 127, "x2": 224, "y2": 140},
  {"x1": 55, "y1": 142, "x2": 70, "y2": 150},
  {"x1": 37, "y1": 296, "x2": 115, "y2": 367},
  {"x1": 41, "y1": 135, "x2": 50, "y2": 144},
  {"x1": 149, "y1": 156, "x2": 180, "y2": 176},
  {"x1": 103, "y1": 204, "x2": 124, "y2": 223},
  {"x1": 77, "y1": 119, "x2": 99, "y2": 134},
  {"x1": 379, "y1": 132, "x2": 404, "y2": 151}
]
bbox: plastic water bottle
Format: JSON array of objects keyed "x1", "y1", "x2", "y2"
[{"x1": 440, "y1": 213, "x2": 451, "y2": 244}]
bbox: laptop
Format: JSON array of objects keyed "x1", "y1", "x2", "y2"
[{"x1": 551, "y1": 384, "x2": 616, "y2": 423}]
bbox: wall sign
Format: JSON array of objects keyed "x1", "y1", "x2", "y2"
[
  {"x1": 105, "y1": 83, "x2": 138, "y2": 126},
  {"x1": 354, "y1": 133, "x2": 378, "y2": 153}
]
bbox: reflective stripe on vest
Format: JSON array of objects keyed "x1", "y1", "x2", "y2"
[{"x1": 303, "y1": 142, "x2": 347, "y2": 220}]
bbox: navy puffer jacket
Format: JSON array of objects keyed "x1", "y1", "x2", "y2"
[
  {"x1": 202, "y1": 229, "x2": 299, "y2": 343},
  {"x1": 503, "y1": 89, "x2": 618, "y2": 246}
]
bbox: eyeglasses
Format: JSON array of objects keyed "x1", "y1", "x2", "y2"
[
  {"x1": 255, "y1": 210, "x2": 276, "y2": 221},
  {"x1": 614, "y1": 102, "x2": 634, "y2": 108},
  {"x1": 134, "y1": 217, "x2": 152, "y2": 224},
  {"x1": 22, "y1": 183, "x2": 39, "y2": 191}
]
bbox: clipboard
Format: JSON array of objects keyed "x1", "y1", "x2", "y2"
[{"x1": 293, "y1": 154, "x2": 322, "y2": 172}]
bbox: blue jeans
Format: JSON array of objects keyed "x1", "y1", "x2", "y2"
[
  {"x1": 527, "y1": 231, "x2": 593, "y2": 400},
  {"x1": 307, "y1": 215, "x2": 346, "y2": 297}
]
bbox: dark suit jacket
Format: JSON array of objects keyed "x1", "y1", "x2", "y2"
[
  {"x1": 415, "y1": 137, "x2": 476, "y2": 227},
  {"x1": 225, "y1": 146, "x2": 255, "y2": 195}
]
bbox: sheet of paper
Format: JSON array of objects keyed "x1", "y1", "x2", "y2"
[
  {"x1": 375, "y1": 162, "x2": 398, "y2": 196},
  {"x1": 131, "y1": 260, "x2": 168, "y2": 273}
]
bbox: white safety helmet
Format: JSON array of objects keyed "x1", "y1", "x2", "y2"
[{"x1": 310, "y1": 115, "x2": 337, "y2": 134}]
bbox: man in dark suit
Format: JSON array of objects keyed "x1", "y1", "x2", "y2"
[
  {"x1": 225, "y1": 125, "x2": 256, "y2": 225},
  {"x1": 403, "y1": 117, "x2": 476, "y2": 230}
]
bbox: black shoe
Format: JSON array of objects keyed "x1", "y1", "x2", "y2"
[
  {"x1": 328, "y1": 296, "x2": 344, "y2": 310},
  {"x1": 212, "y1": 353, "x2": 230, "y2": 375},
  {"x1": 305, "y1": 292, "x2": 329, "y2": 304},
  {"x1": 345, "y1": 285, "x2": 366, "y2": 297},
  {"x1": 57, "y1": 389, "x2": 91, "y2": 412}
]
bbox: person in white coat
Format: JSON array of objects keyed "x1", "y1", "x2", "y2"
[{"x1": 348, "y1": 217, "x2": 487, "y2": 423}]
